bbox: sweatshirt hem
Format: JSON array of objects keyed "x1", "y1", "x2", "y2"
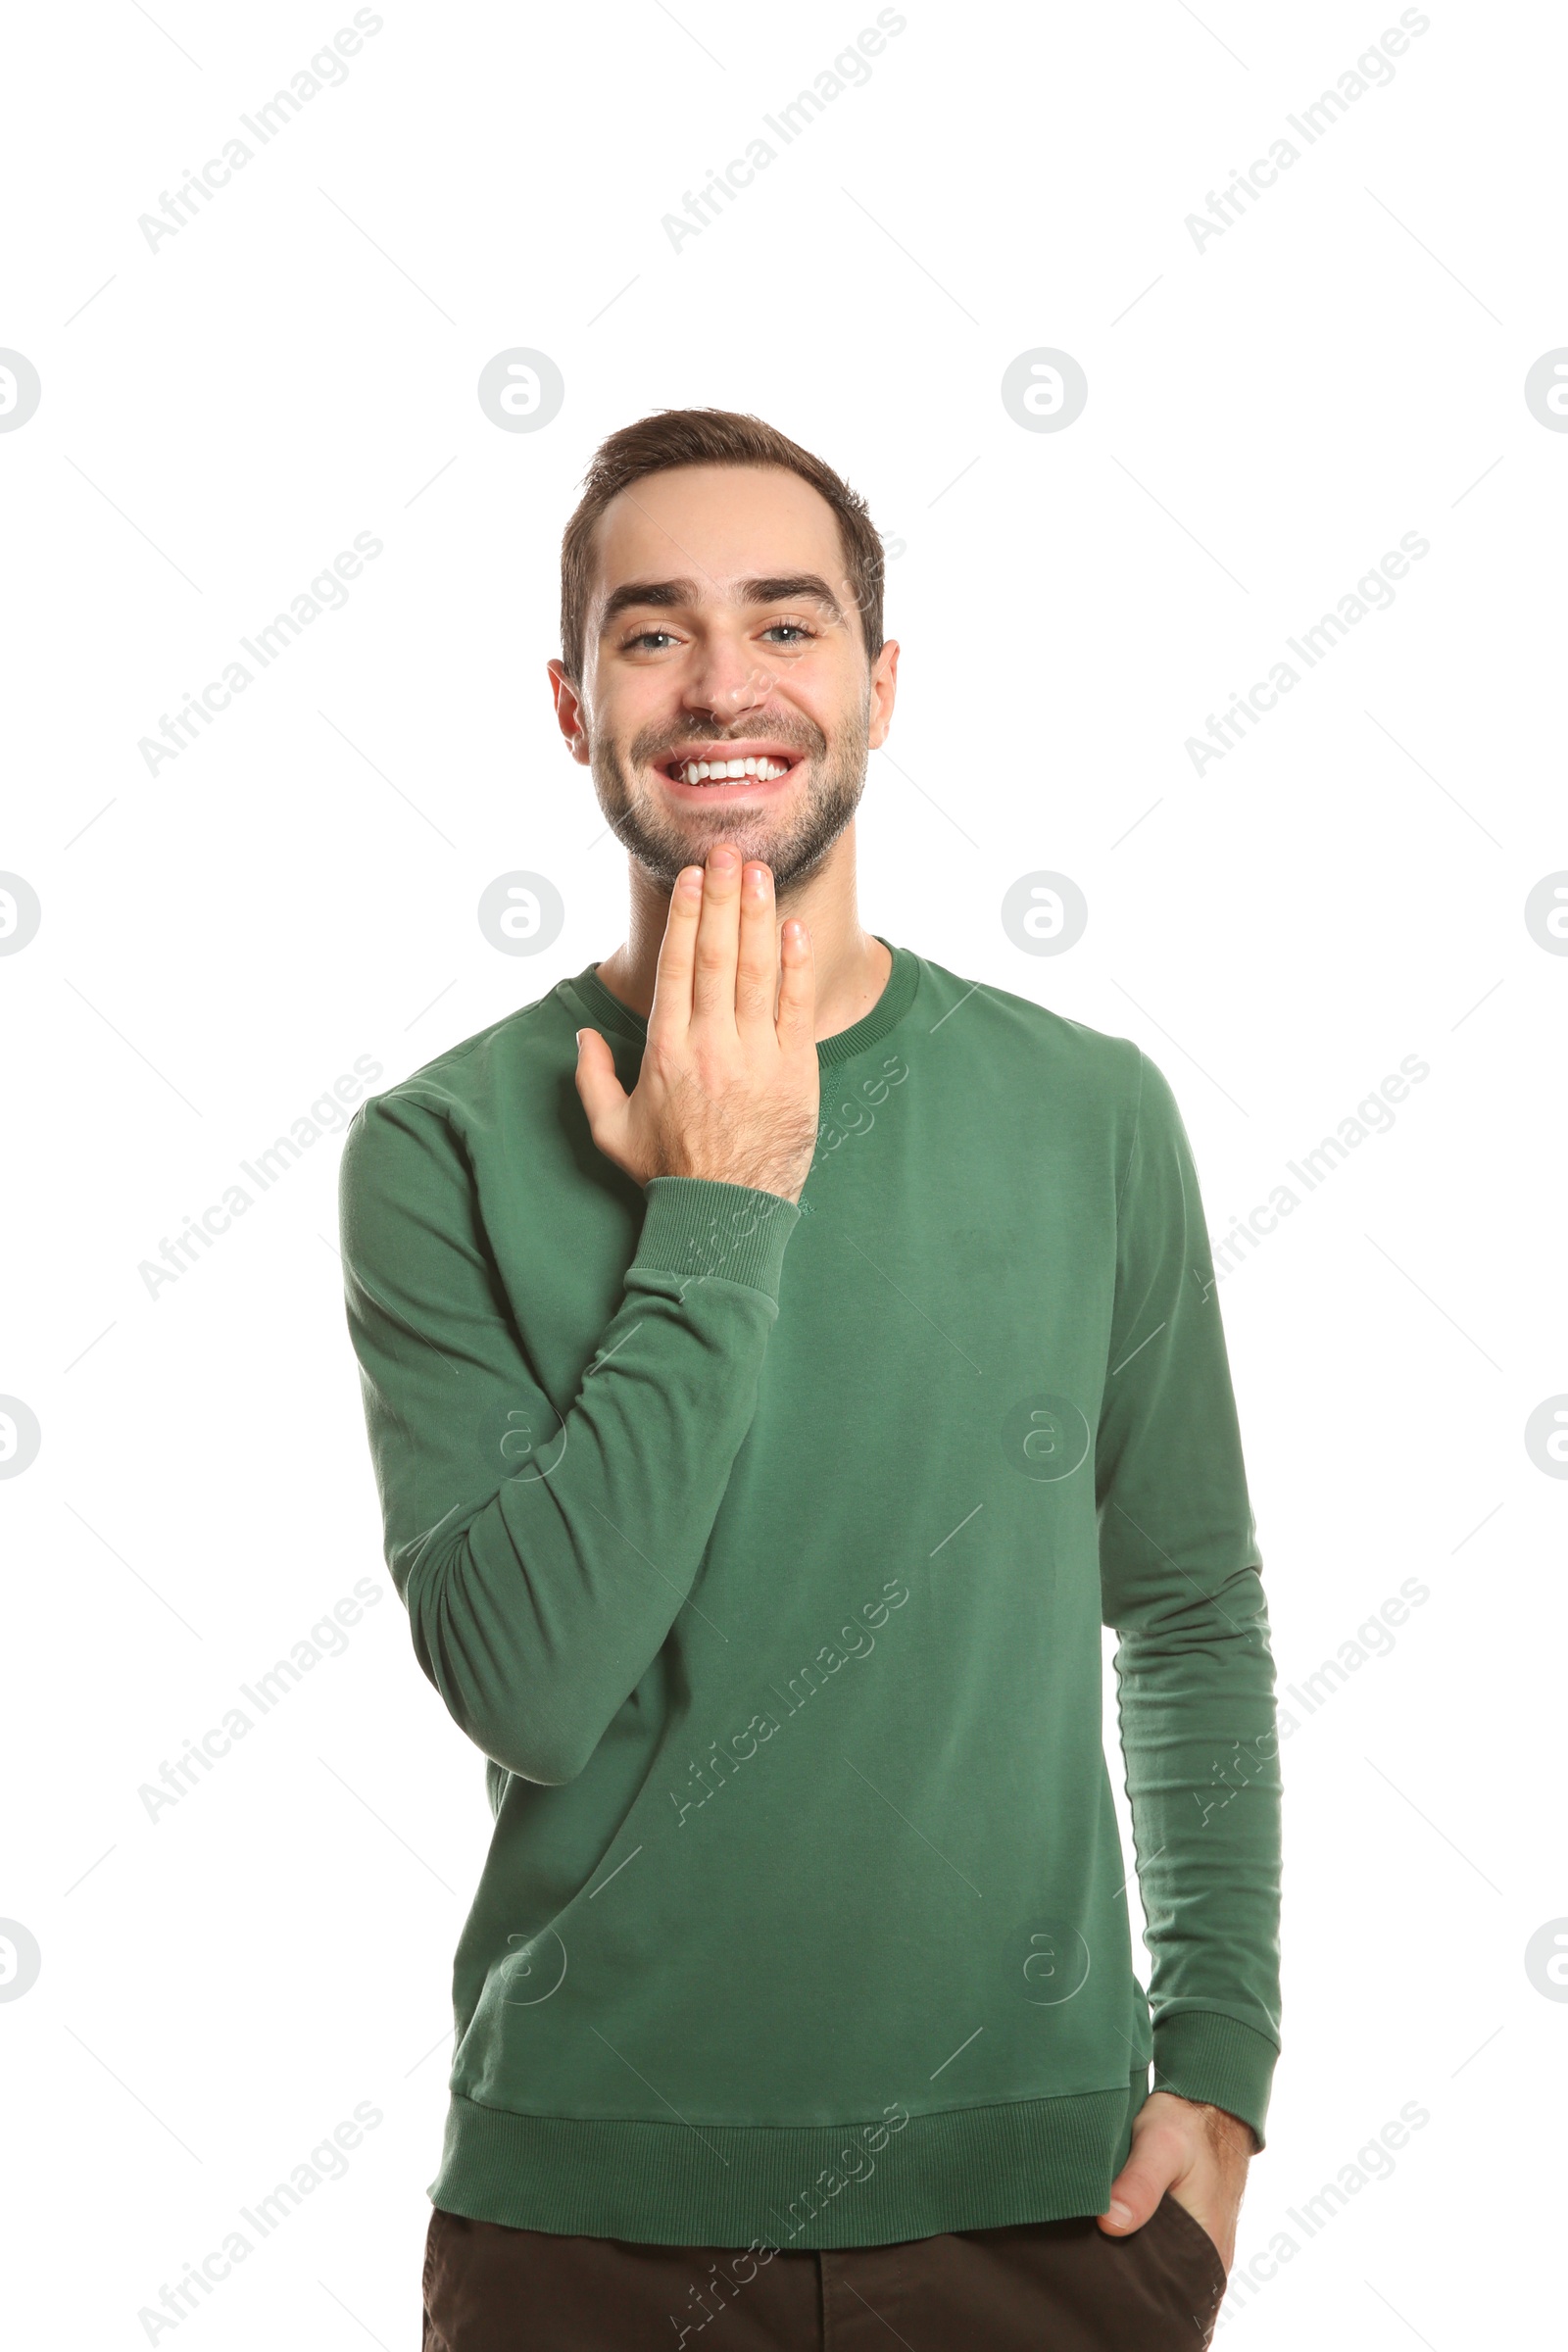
[{"x1": 428, "y1": 2074, "x2": 1150, "y2": 2248}]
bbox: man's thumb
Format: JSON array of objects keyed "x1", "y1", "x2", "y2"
[
  {"x1": 572, "y1": 1027, "x2": 625, "y2": 1138},
  {"x1": 1098, "y1": 2156, "x2": 1168, "y2": 2235}
]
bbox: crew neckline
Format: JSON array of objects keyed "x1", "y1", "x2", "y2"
[{"x1": 562, "y1": 936, "x2": 919, "y2": 1070}]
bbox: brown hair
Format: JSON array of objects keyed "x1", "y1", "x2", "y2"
[{"x1": 559, "y1": 408, "x2": 884, "y2": 682}]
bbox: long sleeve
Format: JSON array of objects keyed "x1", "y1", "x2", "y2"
[
  {"x1": 1096, "y1": 1050, "x2": 1282, "y2": 2149},
  {"x1": 337, "y1": 1091, "x2": 800, "y2": 1788}
]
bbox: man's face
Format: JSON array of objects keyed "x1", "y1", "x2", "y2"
[{"x1": 550, "y1": 464, "x2": 899, "y2": 893}]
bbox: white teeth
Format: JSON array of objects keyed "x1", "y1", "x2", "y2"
[{"x1": 674, "y1": 756, "x2": 790, "y2": 784}]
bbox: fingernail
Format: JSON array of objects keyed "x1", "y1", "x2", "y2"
[{"x1": 1107, "y1": 2201, "x2": 1133, "y2": 2229}]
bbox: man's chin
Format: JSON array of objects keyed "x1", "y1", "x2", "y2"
[
  {"x1": 592, "y1": 746, "x2": 867, "y2": 894},
  {"x1": 605, "y1": 808, "x2": 808, "y2": 894}
]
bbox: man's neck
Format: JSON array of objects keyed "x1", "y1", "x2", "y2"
[{"x1": 593, "y1": 828, "x2": 892, "y2": 1045}]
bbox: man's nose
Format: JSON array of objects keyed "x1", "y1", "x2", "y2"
[{"x1": 682, "y1": 640, "x2": 770, "y2": 718}]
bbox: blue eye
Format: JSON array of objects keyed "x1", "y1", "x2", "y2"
[{"x1": 762, "y1": 622, "x2": 813, "y2": 644}]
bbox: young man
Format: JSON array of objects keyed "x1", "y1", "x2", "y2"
[{"x1": 338, "y1": 409, "x2": 1282, "y2": 2350}]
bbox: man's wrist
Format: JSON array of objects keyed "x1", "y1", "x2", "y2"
[
  {"x1": 1156, "y1": 2088, "x2": 1257, "y2": 2157},
  {"x1": 1149, "y1": 2010, "x2": 1276, "y2": 2153},
  {"x1": 1196, "y1": 2097, "x2": 1258, "y2": 2157}
]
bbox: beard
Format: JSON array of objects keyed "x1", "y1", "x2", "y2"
[{"x1": 588, "y1": 703, "x2": 871, "y2": 897}]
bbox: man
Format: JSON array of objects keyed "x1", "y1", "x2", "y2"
[{"x1": 338, "y1": 408, "x2": 1282, "y2": 2350}]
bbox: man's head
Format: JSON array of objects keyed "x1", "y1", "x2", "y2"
[{"x1": 548, "y1": 409, "x2": 899, "y2": 894}]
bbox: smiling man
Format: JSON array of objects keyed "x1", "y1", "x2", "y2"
[{"x1": 337, "y1": 408, "x2": 1282, "y2": 2351}]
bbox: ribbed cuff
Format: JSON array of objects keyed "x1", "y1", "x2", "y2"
[
  {"x1": 1151, "y1": 2010, "x2": 1279, "y2": 2152},
  {"x1": 631, "y1": 1176, "x2": 801, "y2": 1301}
]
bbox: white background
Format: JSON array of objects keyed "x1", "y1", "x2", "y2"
[{"x1": 2, "y1": 1, "x2": 1563, "y2": 2343}]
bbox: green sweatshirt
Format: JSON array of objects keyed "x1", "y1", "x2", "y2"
[{"x1": 336, "y1": 937, "x2": 1281, "y2": 2250}]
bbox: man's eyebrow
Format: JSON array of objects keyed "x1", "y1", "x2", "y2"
[
  {"x1": 597, "y1": 578, "x2": 701, "y2": 632},
  {"x1": 597, "y1": 572, "x2": 848, "y2": 635},
  {"x1": 739, "y1": 575, "x2": 846, "y2": 621}
]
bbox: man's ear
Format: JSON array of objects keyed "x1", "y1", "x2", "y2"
[
  {"x1": 547, "y1": 658, "x2": 590, "y2": 763},
  {"x1": 867, "y1": 638, "x2": 901, "y2": 751}
]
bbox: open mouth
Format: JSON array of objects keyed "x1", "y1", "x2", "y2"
[{"x1": 657, "y1": 750, "x2": 802, "y2": 788}]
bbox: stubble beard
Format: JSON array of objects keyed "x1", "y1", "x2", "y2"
[{"x1": 589, "y1": 704, "x2": 871, "y2": 897}]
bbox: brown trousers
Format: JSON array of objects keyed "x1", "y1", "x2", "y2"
[{"x1": 422, "y1": 2192, "x2": 1227, "y2": 2350}]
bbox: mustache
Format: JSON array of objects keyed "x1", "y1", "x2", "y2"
[{"x1": 628, "y1": 715, "x2": 828, "y2": 762}]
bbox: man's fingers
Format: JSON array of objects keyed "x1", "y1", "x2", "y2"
[
  {"x1": 690, "y1": 847, "x2": 743, "y2": 1025},
  {"x1": 773, "y1": 918, "x2": 814, "y2": 1050},
  {"x1": 734, "y1": 861, "x2": 779, "y2": 1033},
  {"x1": 647, "y1": 865, "x2": 704, "y2": 1046}
]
